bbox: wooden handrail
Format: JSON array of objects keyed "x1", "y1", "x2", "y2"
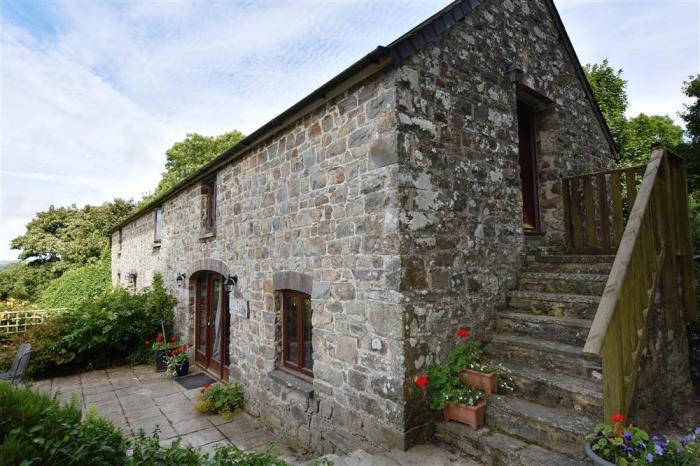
[{"x1": 582, "y1": 147, "x2": 697, "y2": 419}]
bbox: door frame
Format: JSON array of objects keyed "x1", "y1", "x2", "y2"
[
  {"x1": 194, "y1": 271, "x2": 230, "y2": 380},
  {"x1": 517, "y1": 98, "x2": 542, "y2": 234}
]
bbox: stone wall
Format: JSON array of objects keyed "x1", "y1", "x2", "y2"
[
  {"x1": 113, "y1": 70, "x2": 409, "y2": 455},
  {"x1": 393, "y1": 0, "x2": 614, "y2": 437}
]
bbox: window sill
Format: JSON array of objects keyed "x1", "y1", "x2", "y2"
[
  {"x1": 199, "y1": 231, "x2": 216, "y2": 241},
  {"x1": 268, "y1": 369, "x2": 313, "y2": 398},
  {"x1": 152, "y1": 242, "x2": 162, "y2": 249}
]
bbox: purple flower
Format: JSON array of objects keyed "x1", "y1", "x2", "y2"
[
  {"x1": 639, "y1": 441, "x2": 647, "y2": 450},
  {"x1": 646, "y1": 453, "x2": 654, "y2": 463},
  {"x1": 623, "y1": 431, "x2": 632, "y2": 442},
  {"x1": 695, "y1": 426, "x2": 700, "y2": 435},
  {"x1": 654, "y1": 443, "x2": 665, "y2": 456},
  {"x1": 621, "y1": 444, "x2": 633, "y2": 455}
]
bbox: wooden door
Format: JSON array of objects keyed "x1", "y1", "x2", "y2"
[
  {"x1": 194, "y1": 272, "x2": 230, "y2": 380},
  {"x1": 517, "y1": 100, "x2": 540, "y2": 233}
]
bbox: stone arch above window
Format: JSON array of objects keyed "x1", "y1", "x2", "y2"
[
  {"x1": 186, "y1": 258, "x2": 230, "y2": 279},
  {"x1": 273, "y1": 271, "x2": 312, "y2": 294}
]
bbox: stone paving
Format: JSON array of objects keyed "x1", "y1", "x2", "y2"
[{"x1": 31, "y1": 364, "x2": 480, "y2": 466}]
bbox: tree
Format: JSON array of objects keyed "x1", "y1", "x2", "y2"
[
  {"x1": 677, "y1": 75, "x2": 700, "y2": 192},
  {"x1": 584, "y1": 59, "x2": 629, "y2": 153},
  {"x1": 10, "y1": 199, "x2": 133, "y2": 268},
  {"x1": 151, "y1": 131, "x2": 245, "y2": 198},
  {"x1": 621, "y1": 114, "x2": 684, "y2": 166}
]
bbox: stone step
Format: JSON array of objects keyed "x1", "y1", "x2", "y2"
[
  {"x1": 486, "y1": 334, "x2": 601, "y2": 380},
  {"x1": 485, "y1": 395, "x2": 597, "y2": 457},
  {"x1": 518, "y1": 272, "x2": 607, "y2": 296},
  {"x1": 506, "y1": 290, "x2": 600, "y2": 319},
  {"x1": 495, "y1": 312, "x2": 592, "y2": 346},
  {"x1": 435, "y1": 423, "x2": 590, "y2": 466},
  {"x1": 498, "y1": 361, "x2": 603, "y2": 418},
  {"x1": 525, "y1": 256, "x2": 613, "y2": 274}
]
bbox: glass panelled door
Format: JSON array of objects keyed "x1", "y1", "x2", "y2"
[{"x1": 194, "y1": 272, "x2": 230, "y2": 380}]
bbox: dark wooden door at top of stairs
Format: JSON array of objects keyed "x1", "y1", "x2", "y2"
[{"x1": 437, "y1": 253, "x2": 615, "y2": 465}]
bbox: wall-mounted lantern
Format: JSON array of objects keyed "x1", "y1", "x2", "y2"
[
  {"x1": 127, "y1": 272, "x2": 137, "y2": 286},
  {"x1": 502, "y1": 58, "x2": 523, "y2": 85},
  {"x1": 223, "y1": 275, "x2": 238, "y2": 293},
  {"x1": 176, "y1": 273, "x2": 186, "y2": 288}
]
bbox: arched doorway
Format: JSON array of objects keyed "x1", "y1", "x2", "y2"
[{"x1": 193, "y1": 271, "x2": 230, "y2": 380}]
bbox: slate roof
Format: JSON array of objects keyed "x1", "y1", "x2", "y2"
[{"x1": 111, "y1": 0, "x2": 616, "y2": 232}]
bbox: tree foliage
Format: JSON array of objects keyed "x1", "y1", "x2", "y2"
[
  {"x1": 584, "y1": 59, "x2": 629, "y2": 152},
  {"x1": 623, "y1": 113, "x2": 684, "y2": 166},
  {"x1": 150, "y1": 131, "x2": 245, "y2": 199},
  {"x1": 10, "y1": 199, "x2": 134, "y2": 267},
  {"x1": 40, "y1": 255, "x2": 111, "y2": 310},
  {"x1": 0, "y1": 262, "x2": 59, "y2": 302},
  {"x1": 678, "y1": 75, "x2": 700, "y2": 192}
]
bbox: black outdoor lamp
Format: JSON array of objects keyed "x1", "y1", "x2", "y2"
[
  {"x1": 223, "y1": 275, "x2": 238, "y2": 293},
  {"x1": 127, "y1": 272, "x2": 137, "y2": 285},
  {"x1": 176, "y1": 273, "x2": 186, "y2": 288},
  {"x1": 502, "y1": 58, "x2": 523, "y2": 85}
]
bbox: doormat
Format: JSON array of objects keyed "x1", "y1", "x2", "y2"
[{"x1": 175, "y1": 372, "x2": 217, "y2": 390}]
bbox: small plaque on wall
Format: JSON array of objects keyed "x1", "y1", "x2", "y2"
[{"x1": 231, "y1": 298, "x2": 250, "y2": 319}]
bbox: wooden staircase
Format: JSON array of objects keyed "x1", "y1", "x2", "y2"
[
  {"x1": 436, "y1": 251, "x2": 611, "y2": 464},
  {"x1": 436, "y1": 147, "x2": 698, "y2": 465}
]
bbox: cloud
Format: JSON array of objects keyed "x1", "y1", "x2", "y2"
[{"x1": 1, "y1": 0, "x2": 697, "y2": 261}]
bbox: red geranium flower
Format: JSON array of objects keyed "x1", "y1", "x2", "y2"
[
  {"x1": 155, "y1": 335, "x2": 162, "y2": 342},
  {"x1": 611, "y1": 413, "x2": 624, "y2": 424},
  {"x1": 171, "y1": 336, "x2": 177, "y2": 343},
  {"x1": 144, "y1": 340, "x2": 150, "y2": 346},
  {"x1": 182, "y1": 343, "x2": 188, "y2": 351},
  {"x1": 415, "y1": 376, "x2": 429, "y2": 390},
  {"x1": 456, "y1": 328, "x2": 471, "y2": 339}
]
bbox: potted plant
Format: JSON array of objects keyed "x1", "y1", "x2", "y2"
[
  {"x1": 147, "y1": 335, "x2": 178, "y2": 372},
  {"x1": 417, "y1": 364, "x2": 487, "y2": 430},
  {"x1": 449, "y1": 327, "x2": 498, "y2": 394},
  {"x1": 586, "y1": 413, "x2": 700, "y2": 465},
  {"x1": 166, "y1": 343, "x2": 190, "y2": 377}
]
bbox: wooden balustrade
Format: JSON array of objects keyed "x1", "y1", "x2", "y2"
[
  {"x1": 581, "y1": 147, "x2": 697, "y2": 420},
  {"x1": 0, "y1": 308, "x2": 64, "y2": 338},
  {"x1": 563, "y1": 164, "x2": 646, "y2": 254}
]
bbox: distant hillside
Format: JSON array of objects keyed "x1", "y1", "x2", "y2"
[{"x1": 0, "y1": 260, "x2": 18, "y2": 271}]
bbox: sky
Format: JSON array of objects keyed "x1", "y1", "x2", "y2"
[{"x1": 0, "y1": 0, "x2": 698, "y2": 261}]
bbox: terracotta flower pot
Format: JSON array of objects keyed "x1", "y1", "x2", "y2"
[
  {"x1": 443, "y1": 401, "x2": 486, "y2": 430},
  {"x1": 460, "y1": 369, "x2": 497, "y2": 394}
]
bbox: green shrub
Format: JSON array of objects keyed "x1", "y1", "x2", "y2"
[
  {"x1": 1, "y1": 275, "x2": 177, "y2": 376},
  {"x1": 195, "y1": 384, "x2": 244, "y2": 416},
  {"x1": 40, "y1": 255, "x2": 111, "y2": 310},
  {"x1": 0, "y1": 382, "x2": 292, "y2": 466},
  {"x1": 0, "y1": 382, "x2": 128, "y2": 465}
]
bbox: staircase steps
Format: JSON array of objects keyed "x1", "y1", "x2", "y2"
[
  {"x1": 437, "y1": 249, "x2": 612, "y2": 464},
  {"x1": 500, "y1": 361, "x2": 603, "y2": 417},
  {"x1": 495, "y1": 312, "x2": 592, "y2": 346},
  {"x1": 435, "y1": 423, "x2": 591, "y2": 466},
  {"x1": 506, "y1": 290, "x2": 600, "y2": 319},
  {"x1": 487, "y1": 333, "x2": 601, "y2": 380},
  {"x1": 485, "y1": 395, "x2": 598, "y2": 457},
  {"x1": 518, "y1": 272, "x2": 607, "y2": 296}
]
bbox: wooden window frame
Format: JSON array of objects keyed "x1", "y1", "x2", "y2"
[
  {"x1": 281, "y1": 290, "x2": 313, "y2": 378},
  {"x1": 153, "y1": 207, "x2": 163, "y2": 243},
  {"x1": 202, "y1": 179, "x2": 216, "y2": 231}
]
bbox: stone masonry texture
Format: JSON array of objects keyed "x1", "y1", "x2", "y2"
[{"x1": 112, "y1": 0, "x2": 614, "y2": 456}]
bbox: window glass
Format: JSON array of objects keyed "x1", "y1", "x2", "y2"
[
  {"x1": 154, "y1": 208, "x2": 163, "y2": 242},
  {"x1": 302, "y1": 297, "x2": 313, "y2": 370},
  {"x1": 282, "y1": 290, "x2": 312, "y2": 377},
  {"x1": 286, "y1": 296, "x2": 298, "y2": 364}
]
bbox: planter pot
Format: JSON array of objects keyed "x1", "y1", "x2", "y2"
[
  {"x1": 585, "y1": 439, "x2": 615, "y2": 466},
  {"x1": 154, "y1": 349, "x2": 169, "y2": 372},
  {"x1": 443, "y1": 401, "x2": 486, "y2": 430},
  {"x1": 460, "y1": 369, "x2": 498, "y2": 394},
  {"x1": 174, "y1": 359, "x2": 189, "y2": 377}
]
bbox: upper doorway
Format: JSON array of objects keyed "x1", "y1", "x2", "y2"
[
  {"x1": 194, "y1": 271, "x2": 231, "y2": 381},
  {"x1": 517, "y1": 99, "x2": 541, "y2": 233}
]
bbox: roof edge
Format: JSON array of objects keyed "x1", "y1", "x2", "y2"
[{"x1": 110, "y1": 0, "x2": 477, "y2": 233}]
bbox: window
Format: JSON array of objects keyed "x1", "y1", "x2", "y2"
[
  {"x1": 153, "y1": 207, "x2": 163, "y2": 242},
  {"x1": 202, "y1": 179, "x2": 216, "y2": 231},
  {"x1": 117, "y1": 229, "x2": 122, "y2": 256},
  {"x1": 282, "y1": 290, "x2": 313, "y2": 378}
]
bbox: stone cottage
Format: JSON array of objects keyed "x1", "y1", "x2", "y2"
[{"x1": 111, "y1": 0, "x2": 696, "y2": 463}]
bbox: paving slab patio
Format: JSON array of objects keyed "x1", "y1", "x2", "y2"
[{"x1": 31, "y1": 365, "x2": 482, "y2": 466}]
